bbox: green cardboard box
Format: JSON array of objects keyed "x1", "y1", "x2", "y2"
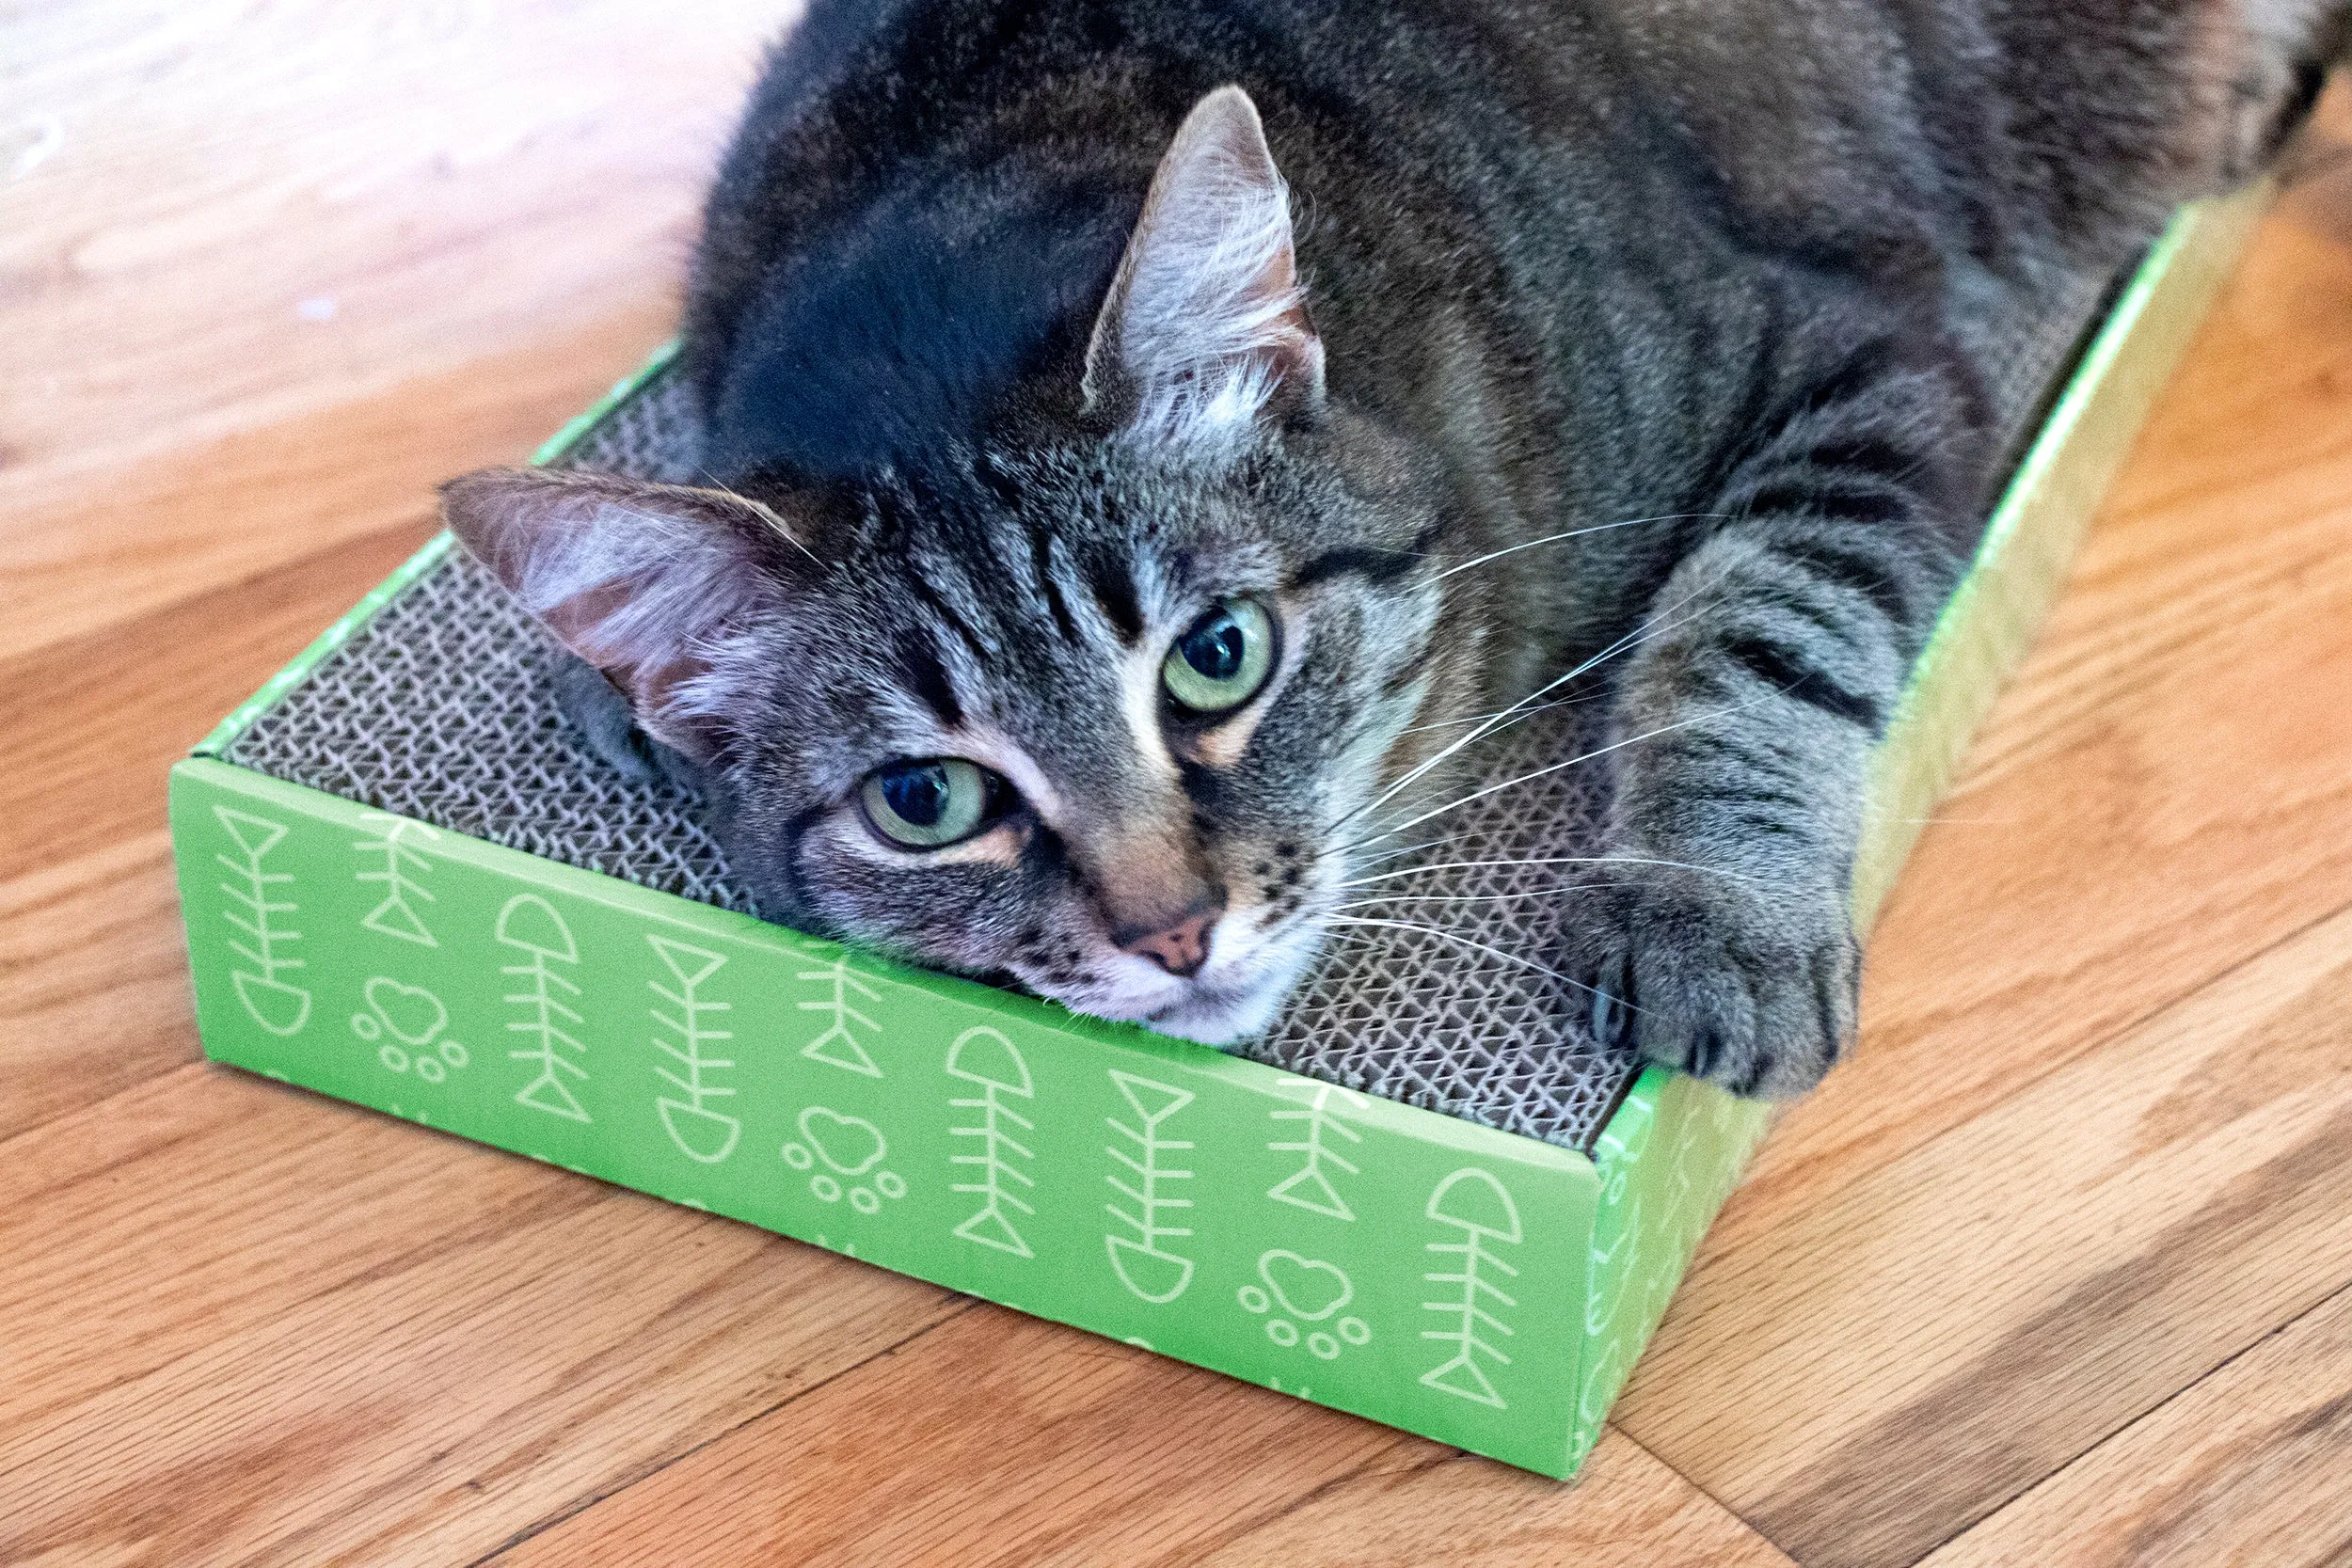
[{"x1": 168, "y1": 190, "x2": 2261, "y2": 1479}]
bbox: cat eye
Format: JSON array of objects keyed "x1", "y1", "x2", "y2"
[
  {"x1": 1162, "y1": 598, "x2": 1276, "y2": 716},
  {"x1": 859, "y1": 758, "x2": 1006, "y2": 848}
]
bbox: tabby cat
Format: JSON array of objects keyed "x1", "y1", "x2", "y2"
[{"x1": 443, "y1": 0, "x2": 2344, "y2": 1095}]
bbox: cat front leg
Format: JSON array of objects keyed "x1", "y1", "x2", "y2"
[{"x1": 1570, "y1": 371, "x2": 1979, "y2": 1096}]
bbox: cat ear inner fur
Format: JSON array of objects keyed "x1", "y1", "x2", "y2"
[
  {"x1": 439, "y1": 466, "x2": 809, "y2": 761},
  {"x1": 1083, "y1": 84, "x2": 1325, "y2": 443}
]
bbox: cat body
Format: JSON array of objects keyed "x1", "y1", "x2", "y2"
[{"x1": 446, "y1": 0, "x2": 2343, "y2": 1093}]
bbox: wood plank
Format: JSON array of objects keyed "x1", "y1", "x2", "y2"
[
  {"x1": 0, "y1": 1067, "x2": 966, "y2": 1567},
  {"x1": 0, "y1": 304, "x2": 672, "y2": 885},
  {"x1": 1715, "y1": 104, "x2": 2352, "y2": 1252},
  {"x1": 485, "y1": 1311, "x2": 1800, "y2": 1566},
  {"x1": 1919, "y1": 1284, "x2": 2352, "y2": 1568},
  {"x1": 1188, "y1": 1431, "x2": 1798, "y2": 1568},
  {"x1": 0, "y1": 833, "x2": 199, "y2": 1140},
  {"x1": 0, "y1": 1066, "x2": 586, "y2": 1433},
  {"x1": 488, "y1": 1307, "x2": 1431, "y2": 1567},
  {"x1": 0, "y1": 0, "x2": 781, "y2": 664},
  {"x1": 0, "y1": 516, "x2": 425, "y2": 886},
  {"x1": 1616, "y1": 896, "x2": 2352, "y2": 1568}
]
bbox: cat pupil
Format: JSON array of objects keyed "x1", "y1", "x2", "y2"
[
  {"x1": 882, "y1": 764, "x2": 949, "y2": 827},
  {"x1": 1182, "y1": 612, "x2": 1245, "y2": 681}
]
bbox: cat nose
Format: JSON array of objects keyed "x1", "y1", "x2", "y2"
[{"x1": 1117, "y1": 899, "x2": 1222, "y2": 978}]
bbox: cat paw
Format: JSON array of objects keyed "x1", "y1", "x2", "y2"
[{"x1": 1570, "y1": 867, "x2": 1858, "y2": 1098}]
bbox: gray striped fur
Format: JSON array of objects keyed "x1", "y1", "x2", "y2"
[{"x1": 443, "y1": 0, "x2": 2344, "y2": 1094}]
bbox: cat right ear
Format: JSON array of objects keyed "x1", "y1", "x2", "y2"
[
  {"x1": 439, "y1": 467, "x2": 811, "y2": 762},
  {"x1": 1084, "y1": 85, "x2": 1324, "y2": 444}
]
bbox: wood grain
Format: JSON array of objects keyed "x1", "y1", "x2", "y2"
[
  {"x1": 4, "y1": 5, "x2": 2350, "y2": 1562},
  {"x1": 0, "y1": 0, "x2": 774, "y2": 663},
  {"x1": 1617, "y1": 897, "x2": 2352, "y2": 1568},
  {"x1": 491, "y1": 1308, "x2": 1428, "y2": 1567},
  {"x1": 488, "y1": 1312, "x2": 1791, "y2": 1568},
  {"x1": 0, "y1": 1069, "x2": 968, "y2": 1567},
  {"x1": 1185, "y1": 1431, "x2": 1798, "y2": 1568},
  {"x1": 0, "y1": 327, "x2": 615, "y2": 887},
  {"x1": 1920, "y1": 1284, "x2": 2352, "y2": 1568},
  {"x1": 0, "y1": 832, "x2": 200, "y2": 1132}
]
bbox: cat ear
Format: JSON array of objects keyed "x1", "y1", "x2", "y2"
[
  {"x1": 1084, "y1": 85, "x2": 1324, "y2": 442},
  {"x1": 439, "y1": 467, "x2": 810, "y2": 761}
]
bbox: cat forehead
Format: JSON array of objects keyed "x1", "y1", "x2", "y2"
[
  {"x1": 771, "y1": 539, "x2": 1276, "y2": 772},
  {"x1": 882, "y1": 440, "x2": 1284, "y2": 539},
  {"x1": 843, "y1": 479, "x2": 1289, "y2": 635}
]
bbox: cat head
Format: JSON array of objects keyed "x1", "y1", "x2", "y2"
[{"x1": 443, "y1": 87, "x2": 1472, "y2": 1042}]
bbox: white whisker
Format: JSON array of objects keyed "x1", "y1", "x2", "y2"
[
  {"x1": 697, "y1": 467, "x2": 821, "y2": 564},
  {"x1": 1338, "y1": 826, "x2": 1494, "y2": 871},
  {"x1": 1328, "y1": 884, "x2": 1639, "y2": 909},
  {"x1": 1339, "y1": 854, "x2": 1754, "y2": 889},
  {"x1": 1360, "y1": 689, "x2": 1782, "y2": 847},
  {"x1": 1428, "y1": 513, "x2": 1726, "y2": 582},
  {"x1": 1331, "y1": 563, "x2": 1736, "y2": 841},
  {"x1": 1316, "y1": 914, "x2": 1630, "y2": 1007},
  {"x1": 1393, "y1": 691, "x2": 1597, "y2": 736}
]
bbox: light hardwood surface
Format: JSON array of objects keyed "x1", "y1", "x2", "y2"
[{"x1": 4, "y1": 8, "x2": 2349, "y2": 1563}]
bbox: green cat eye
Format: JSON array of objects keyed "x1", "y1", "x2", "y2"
[
  {"x1": 860, "y1": 757, "x2": 1000, "y2": 848},
  {"x1": 1163, "y1": 598, "x2": 1276, "y2": 716}
]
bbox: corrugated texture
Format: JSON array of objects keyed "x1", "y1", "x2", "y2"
[{"x1": 226, "y1": 271, "x2": 2106, "y2": 1150}]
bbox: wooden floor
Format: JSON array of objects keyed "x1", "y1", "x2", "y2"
[{"x1": 6, "y1": 6, "x2": 2350, "y2": 1562}]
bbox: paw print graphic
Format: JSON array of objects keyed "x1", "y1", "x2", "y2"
[
  {"x1": 351, "y1": 977, "x2": 469, "y2": 1083},
  {"x1": 782, "y1": 1106, "x2": 907, "y2": 1214},
  {"x1": 1239, "y1": 1249, "x2": 1372, "y2": 1361}
]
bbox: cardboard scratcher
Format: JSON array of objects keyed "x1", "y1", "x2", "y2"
[{"x1": 169, "y1": 190, "x2": 2262, "y2": 1477}]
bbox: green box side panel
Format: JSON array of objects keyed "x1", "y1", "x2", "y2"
[
  {"x1": 1564, "y1": 1069, "x2": 1770, "y2": 1469},
  {"x1": 170, "y1": 756, "x2": 1600, "y2": 1475},
  {"x1": 1562, "y1": 185, "x2": 2267, "y2": 1471}
]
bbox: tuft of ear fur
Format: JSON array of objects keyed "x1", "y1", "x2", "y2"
[
  {"x1": 1084, "y1": 85, "x2": 1324, "y2": 443},
  {"x1": 439, "y1": 467, "x2": 810, "y2": 761}
]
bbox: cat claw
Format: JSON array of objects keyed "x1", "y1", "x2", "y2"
[
  {"x1": 1686, "y1": 1028, "x2": 1723, "y2": 1082},
  {"x1": 1588, "y1": 958, "x2": 1633, "y2": 1047},
  {"x1": 1567, "y1": 865, "x2": 1857, "y2": 1098}
]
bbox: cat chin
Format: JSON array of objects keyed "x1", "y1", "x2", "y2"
[
  {"x1": 1015, "y1": 925, "x2": 1326, "y2": 1047},
  {"x1": 1033, "y1": 971, "x2": 1286, "y2": 1047},
  {"x1": 1136, "y1": 983, "x2": 1289, "y2": 1048}
]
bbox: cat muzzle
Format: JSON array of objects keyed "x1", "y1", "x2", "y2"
[{"x1": 1117, "y1": 900, "x2": 1222, "y2": 978}]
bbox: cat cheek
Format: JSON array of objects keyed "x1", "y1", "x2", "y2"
[
  {"x1": 832, "y1": 818, "x2": 1027, "y2": 869},
  {"x1": 1185, "y1": 706, "x2": 1267, "y2": 770}
]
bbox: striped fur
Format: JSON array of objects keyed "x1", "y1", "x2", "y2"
[{"x1": 446, "y1": 0, "x2": 2344, "y2": 1088}]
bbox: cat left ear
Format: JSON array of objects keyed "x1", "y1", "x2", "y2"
[
  {"x1": 1084, "y1": 85, "x2": 1325, "y2": 442},
  {"x1": 439, "y1": 467, "x2": 811, "y2": 762}
]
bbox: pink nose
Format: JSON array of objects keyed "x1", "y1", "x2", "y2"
[{"x1": 1120, "y1": 906, "x2": 1219, "y2": 978}]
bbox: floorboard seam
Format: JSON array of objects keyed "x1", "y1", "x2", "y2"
[
  {"x1": 0, "y1": 1059, "x2": 212, "y2": 1167},
  {"x1": 1606, "y1": 1423, "x2": 1800, "y2": 1564},
  {"x1": 463, "y1": 1294, "x2": 983, "y2": 1567},
  {"x1": 1902, "y1": 1273, "x2": 2352, "y2": 1566},
  {"x1": 1804, "y1": 886, "x2": 2352, "y2": 1206},
  {"x1": 1632, "y1": 893, "x2": 2352, "y2": 1559},
  {"x1": 1166, "y1": 1443, "x2": 1460, "y2": 1563}
]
